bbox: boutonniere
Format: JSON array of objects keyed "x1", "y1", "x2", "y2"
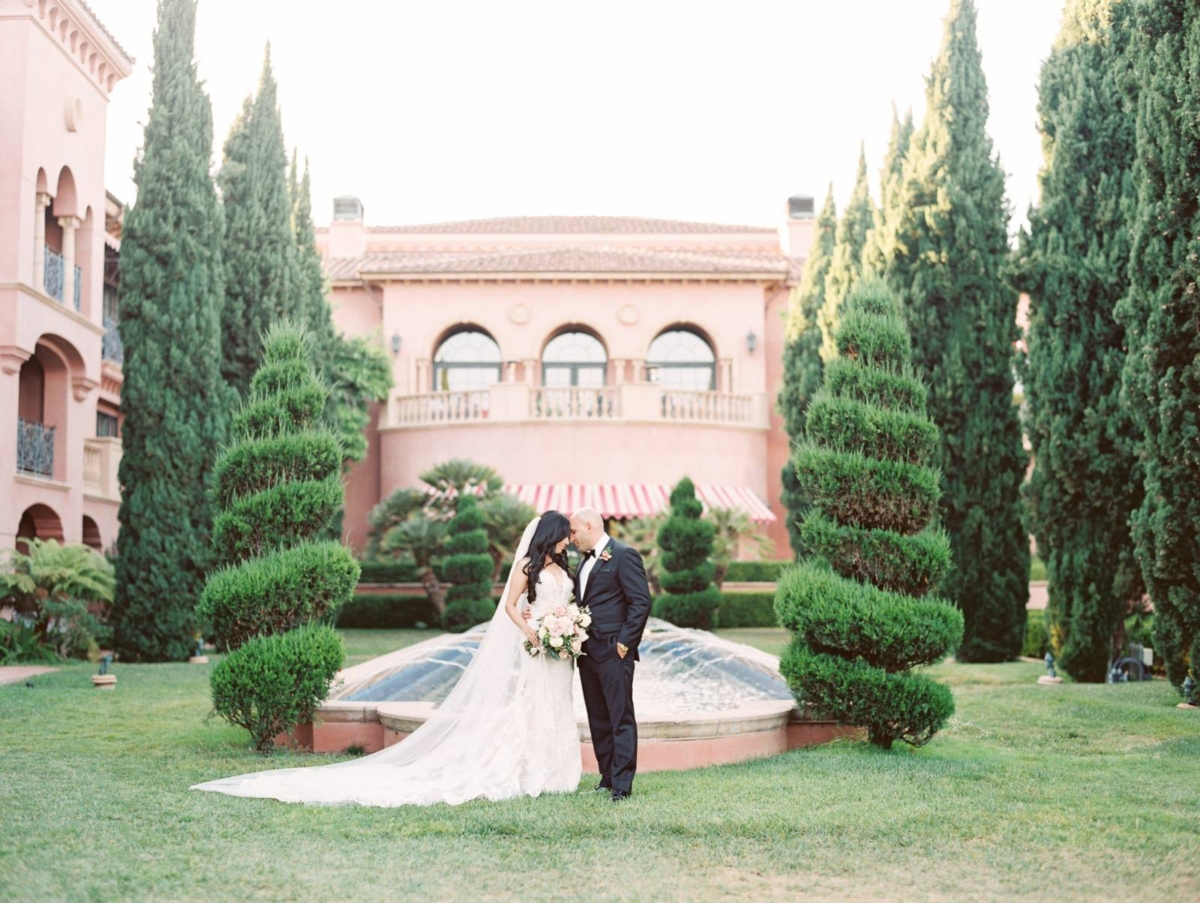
[{"x1": 599, "y1": 547, "x2": 613, "y2": 563}]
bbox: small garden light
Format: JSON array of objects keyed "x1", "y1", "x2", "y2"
[
  {"x1": 92, "y1": 654, "x2": 116, "y2": 690},
  {"x1": 1184, "y1": 674, "x2": 1197, "y2": 707},
  {"x1": 1038, "y1": 651, "x2": 1063, "y2": 685}
]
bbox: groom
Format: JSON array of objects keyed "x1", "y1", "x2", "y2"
[{"x1": 569, "y1": 508, "x2": 652, "y2": 802}]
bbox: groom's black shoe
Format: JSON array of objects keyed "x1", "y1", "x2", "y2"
[
  {"x1": 610, "y1": 790, "x2": 631, "y2": 802},
  {"x1": 592, "y1": 783, "x2": 612, "y2": 794}
]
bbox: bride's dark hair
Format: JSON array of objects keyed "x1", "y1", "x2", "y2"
[{"x1": 522, "y1": 511, "x2": 571, "y2": 603}]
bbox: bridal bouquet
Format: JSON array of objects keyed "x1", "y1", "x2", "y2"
[{"x1": 525, "y1": 602, "x2": 592, "y2": 661}]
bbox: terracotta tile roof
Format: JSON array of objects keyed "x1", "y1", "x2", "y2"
[
  {"x1": 368, "y1": 216, "x2": 776, "y2": 235},
  {"x1": 78, "y1": 0, "x2": 135, "y2": 64},
  {"x1": 324, "y1": 246, "x2": 790, "y2": 280}
]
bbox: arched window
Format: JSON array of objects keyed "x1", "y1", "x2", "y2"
[
  {"x1": 647, "y1": 328, "x2": 716, "y2": 390},
  {"x1": 433, "y1": 329, "x2": 502, "y2": 391},
  {"x1": 542, "y1": 331, "x2": 607, "y2": 387}
]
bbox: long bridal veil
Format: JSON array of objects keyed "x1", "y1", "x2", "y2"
[{"x1": 192, "y1": 516, "x2": 546, "y2": 807}]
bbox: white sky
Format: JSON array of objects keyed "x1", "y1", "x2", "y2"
[{"x1": 89, "y1": 0, "x2": 1063, "y2": 234}]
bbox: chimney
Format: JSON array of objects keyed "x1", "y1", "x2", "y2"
[
  {"x1": 328, "y1": 195, "x2": 366, "y2": 259},
  {"x1": 782, "y1": 194, "x2": 815, "y2": 259}
]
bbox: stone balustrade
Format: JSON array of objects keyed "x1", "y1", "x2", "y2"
[
  {"x1": 386, "y1": 384, "x2": 768, "y2": 430},
  {"x1": 83, "y1": 437, "x2": 122, "y2": 500}
]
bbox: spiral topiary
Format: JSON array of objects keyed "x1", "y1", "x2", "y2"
[
  {"x1": 654, "y1": 477, "x2": 722, "y2": 629},
  {"x1": 197, "y1": 321, "x2": 355, "y2": 750},
  {"x1": 775, "y1": 280, "x2": 963, "y2": 749},
  {"x1": 440, "y1": 495, "x2": 497, "y2": 632}
]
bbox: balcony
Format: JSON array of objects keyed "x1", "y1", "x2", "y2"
[
  {"x1": 44, "y1": 246, "x2": 81, "y2": 311},
  {"x1": 83, "y1": 437, "x2": 122, "y2": 501},
  {"x1": 17, "y1": 418, "x2": 55, "y2": 477},
  {"x1": 387, "y1": 384, "x2": 769, "y2": 430}
]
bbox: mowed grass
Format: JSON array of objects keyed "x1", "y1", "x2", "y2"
[{"x1": 2, "y1": 628, "x2": 1197, "y2": 902}]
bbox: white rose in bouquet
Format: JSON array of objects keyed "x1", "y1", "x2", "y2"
[{"x1": 549, "y1": 635, "x2": 564, "y2": 648}]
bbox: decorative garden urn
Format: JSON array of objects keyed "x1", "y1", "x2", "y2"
[{"x1": 1178, "y1": 674, "x2": 1197, "y2": 710}]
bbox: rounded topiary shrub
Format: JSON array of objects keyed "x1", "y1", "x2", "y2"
[
  {"x1": 654, "y1": 478, "x2": 721, "y2": 629},
  {"x1": 209, "y1": 623, "x2": 344, "y2": 751},
  {"x1": 775, "y1": 281, "x2": 963, "y2": 749},
  {"x1": 198, "y1": 322, "x2": 355, "y2": 748},
  {"x1": 440, "y1": 496, "x2": 495, "y2": 632}
]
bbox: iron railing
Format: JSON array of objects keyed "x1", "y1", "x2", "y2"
[
  {"x1": 43, "y1": 246, "x2": 81, "y2": 311},
  {"x1": 102, "y1": 315, "x2": 124, "y2": 363},
  {"x1": 17, "y1": 418, "x2": 55, "y2": 477}
]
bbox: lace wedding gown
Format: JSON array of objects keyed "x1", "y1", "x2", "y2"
[{"x1": 191, "y1": 558, "x2": 582, "y2": 807}]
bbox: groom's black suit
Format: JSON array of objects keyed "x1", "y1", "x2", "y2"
[{"x1": 574, "y1": 538, "x2": 653, "y2": 796}]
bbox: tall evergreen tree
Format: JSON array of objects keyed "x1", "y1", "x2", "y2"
[
  {"x1": 1014, "y1": 0, "x2": 1142, "y2": 682},
  {"x1": 288, "y1": 151, "x2": 391, "y2": 467},
  {"x1": 777, "y1": 187, "x2": 837, "y2": 557},
  {"x1": 1117, "y1": 0, "x2": 1200, "y2": 689},
  {"x1": 820, "y1": 146, "x2": 876, "y2": 360},
  {"x1": 218, "y1": 47, "x2": 301, "y2": 398},
  {"x1": 110, "y1": 0, "x2": 230, "y2": 661},
  {"x1": 883, "y1": 0, "x2": 1029, "y2": 661},
  {"x1": 864, "y1": 108, "x2": 914, "y2": 278}
]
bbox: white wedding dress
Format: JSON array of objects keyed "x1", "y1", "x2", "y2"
[{"x1": 191, "y1": 519, "x2": 582, "y2": 807}]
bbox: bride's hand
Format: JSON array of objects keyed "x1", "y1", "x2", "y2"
[{"x1": 524, "y1": 627, "x2": 540, "y2": 646}]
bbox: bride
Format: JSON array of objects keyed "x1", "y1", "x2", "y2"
[{"x1": 191, "y1": 512, "x2": 583, "y2": 806}]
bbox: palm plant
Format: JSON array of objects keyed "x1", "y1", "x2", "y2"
[
  {"x1": 419, "y1": 459, "x2": 503, "y2": 514},
  {"x1": 708, "y1": 508, "x2": 775, "y2": 589},
  {"x1": 381, "y1": 516, "x2": 448, "y2": 613},
  {"x1": 479, "y1": 493, "x2": 537, "y2": 579},
  {"x1": 0, "y1": 539, "x2": 115, "y2": 659},
  {"x1": 612, "y1": 515, "x2": 666, "y2": 596},
  {"x1": 364, "y1": 487, "x2": 427, "y2": 558}
]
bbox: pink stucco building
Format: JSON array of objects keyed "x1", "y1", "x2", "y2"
[
  {"x1": 1, "y1": 0, "x2": 132, "y2": 553},
  {"x1": 318, "y1": 199, "x2": 814, "y2": 557},
  {"x1": 1, "y1": 1, "x2": 815, "y2": 561}
]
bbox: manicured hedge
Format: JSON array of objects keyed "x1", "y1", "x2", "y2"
[
  {"x1": 334, "y1": 593, "x2": 441, "y2": 629},
  {"x1": 724, "y1": 560, "x2": 789, "y2": 583},
  {"x1": 357, "y1": 558, "x2": 421, "y2": 584},
  {"x1": 714, "y1": 591, "x2": 778, "y2": 628}
]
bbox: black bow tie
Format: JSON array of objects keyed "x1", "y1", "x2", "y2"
[{"x1": 581, "y1": 548, "x2": 597, "y2": 560}]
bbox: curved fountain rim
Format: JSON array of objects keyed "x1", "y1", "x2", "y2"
[{"x1": 330, "y1": 617, "x2": 784, "y2": 703}]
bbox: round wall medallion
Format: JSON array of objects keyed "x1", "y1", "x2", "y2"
[
  {"x1": 618, "y1": 304, "x2": 639, "y2": 325},
  {"x1": 65, "y1": 97, "x2": 83, "y2": 132},
  {"x1": 509, "y1": 303, "x2": 531, "y2": 324}
]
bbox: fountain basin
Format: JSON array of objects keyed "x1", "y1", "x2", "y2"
[{"x1": 279, "y1": 619, "x2": 862, "y2": 769}]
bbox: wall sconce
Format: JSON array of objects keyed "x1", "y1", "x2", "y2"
[
  {"x1": 746, "y1": 331, "x2": 757, "y2": 354},
  {"x1": 391, "y1": 332, "x2": 401, "y2": 355}
]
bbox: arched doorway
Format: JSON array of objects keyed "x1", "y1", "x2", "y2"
[
  {"x1": 16, "y1": 504, "x2": 64, "y2": 555},
  {"x1": 542, "y1": 329, "x2": 607, "y2": 387},
  {"x1": 82, "y1": 516, "x2": 102, "y2": 551}
]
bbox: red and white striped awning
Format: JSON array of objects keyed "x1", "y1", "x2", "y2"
[{"x1": 502, "y1": 484, "x2": 776, "y2": 524}]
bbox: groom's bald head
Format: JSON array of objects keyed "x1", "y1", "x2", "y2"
[{"x1": 570, "y1": 508, "x2": 604, "y2": 551}]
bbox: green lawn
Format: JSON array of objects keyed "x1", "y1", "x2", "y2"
[{"x1": 2, "y1": 628, "x2": 1197, "y2": 902}]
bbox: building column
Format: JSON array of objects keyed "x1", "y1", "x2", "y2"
[
  {"x1": 58, "y1": 216, "x2": 80, "y2": 309},
  {"x1": 33, "y1": 193, "x2": 51, "y2": 293},
  {"x1": 523, "y1": 358, "x2": 538, "y2": 385},
  {"x1": 631, "y1": 359, "x2": 645, "y2": 383},
  {"x1": 719, "y1": 359, "x2": 733, "y2": 393},
  {"x1": 415, "y1": 358, "x2": 430, "y2": 393},
  {"x1": 611, "y1": 358, "x2": 626, "y2": 384},
  {"x1": 505, "y1": 361, "x2": 517, "y2": 383}
]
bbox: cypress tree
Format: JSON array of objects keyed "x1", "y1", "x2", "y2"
[
  {"x1": 218, "y1": 47, "x2": 302, "y2": 398},
  {"x1": 820, "y1": 146, "x2": 876, "y2": 360},
  {"x1": 110, "y1": 0, "x2": 230, "y2": 662},
  {"x1": 1117, "y1": 0, "x2": 1200, "y2": 689},
  {"x1": 778, "y1": 187, "x2": 837, "y2": 557},
  {"x1": 440, "y1": 496, "x2": 498, "y2": 632},
  {"x1": 776, "y1": 281, "x2": 961, "y2": 748},
  {"x1": 653, "y1": 477, "x2": 722, "y2": 629},
  {"x1": 884, "y1": 0, "x2": 1029, "y2": 661},
  {"x1": 200, "y1": 322, "x2": 355, "y2": 750},
  {"x1": 1014, "y1": 0, "x2": 1143, "y2": 682},
  {"x1": 288, "y1": 151, "x2": 391, "y2": 466},
  {"x1": 864, "y1": 108, "x2": 914, "y2": 278}
]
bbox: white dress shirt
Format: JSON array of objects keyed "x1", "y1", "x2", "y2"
[{"x1": 578, "y1": 531, "x2": 610, "y2": 601}]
